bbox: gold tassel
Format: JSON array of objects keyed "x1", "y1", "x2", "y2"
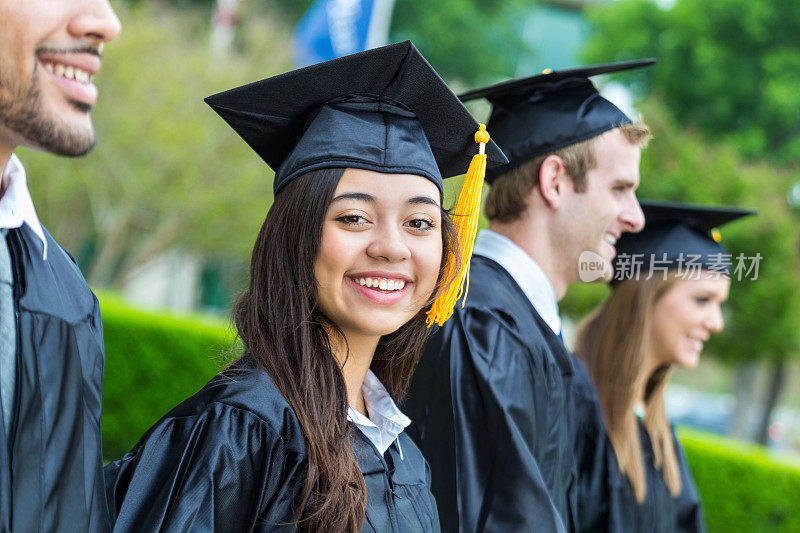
[{"x1": 426, "y1": 124, "x2": 490, "y2": 327}]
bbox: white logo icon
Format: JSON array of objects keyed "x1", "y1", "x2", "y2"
[{"x1": 578, "y1": 251, "x2": 611, "y2": 282}]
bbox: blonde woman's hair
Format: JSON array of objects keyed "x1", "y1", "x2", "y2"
[{"x1": 576, "y1": 274, "x2": 682, "y2": 502}]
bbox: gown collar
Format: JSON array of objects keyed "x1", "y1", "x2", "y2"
[
  {"x1": 473, "y1": 228, "x2": 561, "y2": 335},
  {"x1": 347, "y1": 370, "x2": 411, "y2": 457}
]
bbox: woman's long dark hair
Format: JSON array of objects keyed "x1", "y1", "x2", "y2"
[{"x1": 233, "y1": 168, "x2": 457, "y2": 531}]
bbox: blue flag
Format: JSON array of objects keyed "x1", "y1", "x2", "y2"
[{"x1": 293, "y1": 0, "x2": 396, "y2": 67}]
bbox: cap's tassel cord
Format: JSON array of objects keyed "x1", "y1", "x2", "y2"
[{"x1": 426, "y1": 124, "x2": 490, "y2": 327}]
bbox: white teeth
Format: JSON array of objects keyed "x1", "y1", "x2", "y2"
[
  {"x1": 605, "y1": 234, "x2": 617, "y2": 245},
  {"x1": 355, "y1": 277, "x2": 406, "y2": 291},
  {"x1": 688, "y1": 338, "x2": 704, "y2": 351},
  {"x1": 45, "y1": 62, "x2": 92, "y2": 84}
]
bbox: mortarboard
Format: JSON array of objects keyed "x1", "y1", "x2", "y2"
[
  {"x1": 205, "y1": 41, "x2": 508, "y2": 327},
  {"x1": 205, "y1": 40, "x2": 506, "y2": 194},
  {"x1": 612, "y1": 200, "x2": 755, "y2": 282},
  {"x1": 459, "y1": 59, "x2": 656, "y2": 181}
]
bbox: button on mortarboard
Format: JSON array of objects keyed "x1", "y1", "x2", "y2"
[
  {"x1": 459, "y1": 59, "x2": 656, "y2": 181},
  {"x1": 612, "y1": 199, "x2": 755, "y2": 283},
  {"x1": 205, "y1": 40, "x2": 507, "y2": 194}
]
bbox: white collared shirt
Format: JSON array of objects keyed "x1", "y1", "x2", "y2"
[
  {"x1": 0, "y1": 154, "x2": 48, "y2": 259},
  {"x1": 347, "y1": 369, "x2": 411, "y2": 458},
  {"x1": 473, "y1": 228, "x2": 561, "y2": 335}
]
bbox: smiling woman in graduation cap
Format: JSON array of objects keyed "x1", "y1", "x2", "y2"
[
  {"x1": 575, "y1": 201, "x2": 754, "y2": 532},
  {"x1": 104, "y1": 41, "x2": 505, "y2": 533}
]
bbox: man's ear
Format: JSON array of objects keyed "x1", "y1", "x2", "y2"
[{"x1": 537, "y1": 154, "x2": 568, "y2": 208}]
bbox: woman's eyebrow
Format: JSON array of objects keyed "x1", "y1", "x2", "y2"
[
  {"x1": 330, "y1": 192, "x2": 375, "y2": 204},
  {"x1": 406, "y1": 196, "x2": 439, "y2": 207},
  {"x1": 330, "y1": 193, "x2": 439, "y2": 207}
]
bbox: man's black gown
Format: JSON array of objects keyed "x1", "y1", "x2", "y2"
[
  {"x1": 572, "y1": 363, "x2": 705, "y2": 532},
  {"x1": 404, "y1": 255, "x2": 574, "y2": 532},
  {"x1": 105, "y1": 362, "x2": 440, "y2": 532},
  {"x1": 0, "y1": 225, "x2": 109, "y2": 532},
  {"x1": 571, "y1": 358, "x2": 613, "y2": 533}
]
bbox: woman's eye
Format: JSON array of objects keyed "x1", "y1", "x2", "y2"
[
  {"x1": 695, "y1": 296, "x2": 710, "y2": 305},
  {"x1": 405, "y1": 218, "x2": 435, "y2": 231},
  {"x1": 337, "y1": 215, "x2": 367, "y2": 225}
]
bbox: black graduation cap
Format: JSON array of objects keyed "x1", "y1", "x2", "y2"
[
  {"x1": 612, "y1": 200, "x2": 755, "y2": 283},
  {"x1": 459, "y1": 59, "x2": 656, "y2": 181},
  {"x1": 205, "y1": 40, "x2": 507, "y2": 194}
]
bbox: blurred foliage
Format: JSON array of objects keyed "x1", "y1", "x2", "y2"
[
  {"x1": 583, "y1": 0, "x2": 800, "y2": 164},
  {"x1": 560, "y1": 281, "x2": 609, "y2": 323},
  {"x1": 389, "y1": 0, "x2": 531, "y2": 84},
  {"x1": 19, "y1": 3, "x2": 288, "y2": 287},
  {"x1": 680, "y1": 426, "x2": 800, "y2": 531},
  {"x1": 100, "y1": 292, "x2": 233, "y2": 459},
  {"x1": 123, "y1": 0, "x2": 533, "y2": 84}
]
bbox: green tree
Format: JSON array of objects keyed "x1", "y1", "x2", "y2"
[
  {"x1": 583, "y1": 0, "x2": 800, "y2": 163},
  {"x1": 131, "y1": 0, "x2": 534, "y2": 84},
  {"x1": 390, "y1": 0, "x2": 530, "y2": 84}
]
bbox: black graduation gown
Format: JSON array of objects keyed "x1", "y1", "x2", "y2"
[
  {"x1": 570, "y1": 358, "x2": 612, "y2": 533},
  {"x1": 605, "y1": 422, "x2": 704, "y2": 533},
  {"x1": 353, "y1": 428, "x2": 440, "y2": 532},
  {"x1": 0, "y1": 224, "x2": 109, "y2": 533},
  {"x1": 572, "y1": 359, "x2": 624, "y2": 533},
  {"x1": 105, "y1": 364, "x2": 440, "y2": 532},
  {"x1": 573, "y1": 391, "x2": 705, "y2": 533},
  {"x1": 404, "y1": 255, "x2": 574, "y2": 533}
]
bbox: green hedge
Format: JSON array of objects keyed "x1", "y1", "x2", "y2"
[
  {"x1": 100, "y1": 294, "x2": 233, "y2": 459},
  {"x1": 99, "y1": 296, "x2": 800, "y2": 530},
  {"x1": 679, "y1": 427, "x2": 800, "y2": 532}
]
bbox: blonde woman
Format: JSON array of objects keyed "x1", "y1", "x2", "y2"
[{"x1": 575, "y1": 201, "x2": 753, "y2": 532}]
